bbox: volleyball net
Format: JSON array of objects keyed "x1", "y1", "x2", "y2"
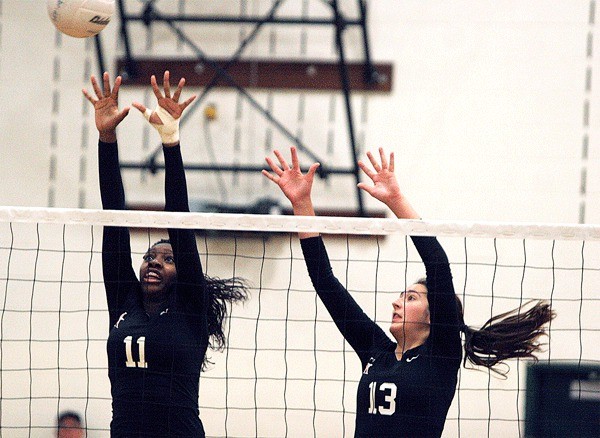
[{"x1": 1, "y1": 206, "x2": 599, "y2": 437}]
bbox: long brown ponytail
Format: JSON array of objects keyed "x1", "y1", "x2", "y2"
[
  {"x1": 458, "y1": 298, "x2": 555, "y2": 376},
  {"x1": 416, "y1": 278, "x2": 556, "y2": 376}
]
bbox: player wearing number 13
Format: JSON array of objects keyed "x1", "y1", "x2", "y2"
[
  {"x1": 84, "y1": 71, "x2": 247, "y2": 436},
  {"x1": 263, "y1": 147, "x2": 555, "y2": 437}
]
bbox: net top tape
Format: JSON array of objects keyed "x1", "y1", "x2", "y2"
[{"x1": 1, "y1": 206, "x2": 599, "y2": 241}]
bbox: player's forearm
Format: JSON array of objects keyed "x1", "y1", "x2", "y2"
[
  {"x1": 99, "y1": 129, "x2": 117, "y2": 143},
  {"x1": 292, "y1": 198, "x2": 319, "y2": 239},
  {"x1": 163, "y1": 144, "x2": 190, "y2": 213},
  {"x1": 386, "y1": 194, "x2": 420, "y2": 220},
  {"x1": 98, "y1": 141, "x2": 125, "y2": 210}
]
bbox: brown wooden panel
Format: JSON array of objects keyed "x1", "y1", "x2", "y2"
[{"x1": 117, "y1": 58, "x2": 393, "y2": 92}]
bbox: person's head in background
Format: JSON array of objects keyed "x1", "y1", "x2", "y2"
[{"x1": 57, "y1": 411, "x2": 84, "y2": 438}]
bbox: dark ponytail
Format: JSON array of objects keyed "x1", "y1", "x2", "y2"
[
  {"x1": 416, "y1": 277, "x2": 556, "y2": 376},
  {"x1": 459, "y1": 299, "x2": 555, "y2": 376},
  {"x1": 150, "y1": 240, "x2": 249, "y2": 370},
  {"x1": 204, "y1": 275, "x2": 249, "y2": 351}
]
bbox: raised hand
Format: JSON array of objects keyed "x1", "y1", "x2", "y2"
[
  {"x1": 357, "y1": 147, "x2": 401, "y2": 206},
  {"x1": 83, "y1": 72, "x2": 130, "y2": 142},
  {"x1": 358, "y1": 147, "x2": 420, "y2": 219},
  {"x1": 132, "y1": 71, "x2": 196, "y2": 146},
  {"x1": 132, "y1": 70, "x2": 196, "y2": 123},
  {"x1": 262, "y1": 147, "x2": 320, "y2": 212}
]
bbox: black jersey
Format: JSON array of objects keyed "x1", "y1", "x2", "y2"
[
  {"x1": 301, "y1": 236, "x2": 461, "y2": 438},
  {"x1": 99, "y1": 141, "x2": 208, "y2": 437}
]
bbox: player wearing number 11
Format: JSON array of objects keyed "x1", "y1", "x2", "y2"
[
  {"x1": 84, "y1": 71, "x2": 247, "y2": 436},
  {"x1": 263, "y1": 147, "x2": 555, "y2": 437}
]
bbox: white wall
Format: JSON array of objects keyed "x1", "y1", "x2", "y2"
[
  {"x1": 0, "y1": 1, "x2": 598, "y2": 436},
  {"x1": 2, "y1": 1, "x2": 598, "y2": 224}
]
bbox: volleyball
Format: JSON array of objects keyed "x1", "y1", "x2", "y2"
[{"x1": 47, "y1": 0, "x2": 115, "y2": 38}]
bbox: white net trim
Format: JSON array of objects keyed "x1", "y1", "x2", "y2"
[{"x1": 1, "y1": 206, "x2": 600, "y2": 240}]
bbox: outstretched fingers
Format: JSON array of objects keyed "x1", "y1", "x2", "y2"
[
  {"x1": 263, "y1": 154, "x2": 284, "y2": 185},
  {"x1": 110, "y1": 75, "x2": 122, "y2": 100},
  {"x1": 162, "y1": 70, "x2": 171, "y2": 99},
  {"x1": 357, "y1": 181, "x2": 375, "y2": 196},
  {"x1": 261, "y1": 167, "x2": 279, "y2": 183},
  {"x1": 132, "y1": 101, "x2": 163, "y2": 125},
  {"x1": 172, "y1": 77, "x2": 185, "y2": 102},
  {"x1": 366, "y1": 150, "x2": 381, "y2": 172},
  {"x1": 290, "y1": 146, "x2": 301, "y2": 170},
  {"x1": 114, "y1": 107, "x2": 131, "y2": 125},
  {"x1": 82, "y1": 72, "x2": 123, "y2": 106},
  {"x1": 91, "y1": 74, "x2": 103, "y2": 100},
  {"x1": 364, "y1": 147, "x2": 394, "y2": 175},
  {"x1": 149, "y1": 71, "x2": 195, "y2": 115},
  {"x1": 376, "y1": 147, "x2": 395, "y2": 173},
  {"x1": 378, "y1": 147, "x2": 389, "y2": 170},
  {"x1": 273, "y1": 149, "x2": 290, "y2": 171},
  {"x1": 82, "y1": 74, "x2": 104, "y2": 104},
  {"x1": 264, "y1": 155, "x2": 284, "y2": 177},
  {"x1": 102, "y1": 71, "x2": 113, "y2": 97},
  {"x1": 358, "y1": 159, "x2": 376, "y2": 181},
  {"x1": 150, "y1": 75, "x2": 163, "y2": 101},
  {"x1": 180, "y1": 93, "x2": 197, "y2": 112},
  {"x1": 262, "y1": 147, "x2": 302, "y2": 183},
  {"x1": 82, "y1": 87, "x2": 96, "y2": 105},
  {"x1": 306, "y1": 162, "x2": 320, "y2": 180},
  {"x1": 131, "y1": 102, "x2": 147, "y2": 114}
]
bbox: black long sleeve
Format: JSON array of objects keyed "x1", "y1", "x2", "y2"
[
  {"x1": 410, "y1": 236, "x2": 461, "y2": 361},
  {"x1": 301, "y1": 236, "x2": 391, "y2": 365},
  {"x1": 163, "y1": 146, "x2": 207, "y2": 314},
  {"x1": 302, "y1": 235, "x2": 461, "y2": 437},
  {"x1": 103, "y1": 142, "x2": 208, "y2": 436},
  {"x1": 99, "y1": 141, "x2": 137, "y2": 328},
  {"x1": 300, "y1": 235, "x2": 461, "y2": 364}
]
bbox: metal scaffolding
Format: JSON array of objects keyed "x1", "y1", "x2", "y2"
[{"x1": 95, "y1": 0, "x2": 392, "y2": 216}]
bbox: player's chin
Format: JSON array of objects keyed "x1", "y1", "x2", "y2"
[
  {"x1": 389, "y1": 321, "x2": 404, "y2": 333},
  {"x1": 389, "y1": 320, "x2": 424, "y2": 332},
  {"x1": 141, "y1": 281, "x2": 165, "y2": 295}
]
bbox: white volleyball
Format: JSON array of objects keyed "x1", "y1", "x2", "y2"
[{"x1": 47, "y1": 0, "x2": 115, "y2": 38}]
